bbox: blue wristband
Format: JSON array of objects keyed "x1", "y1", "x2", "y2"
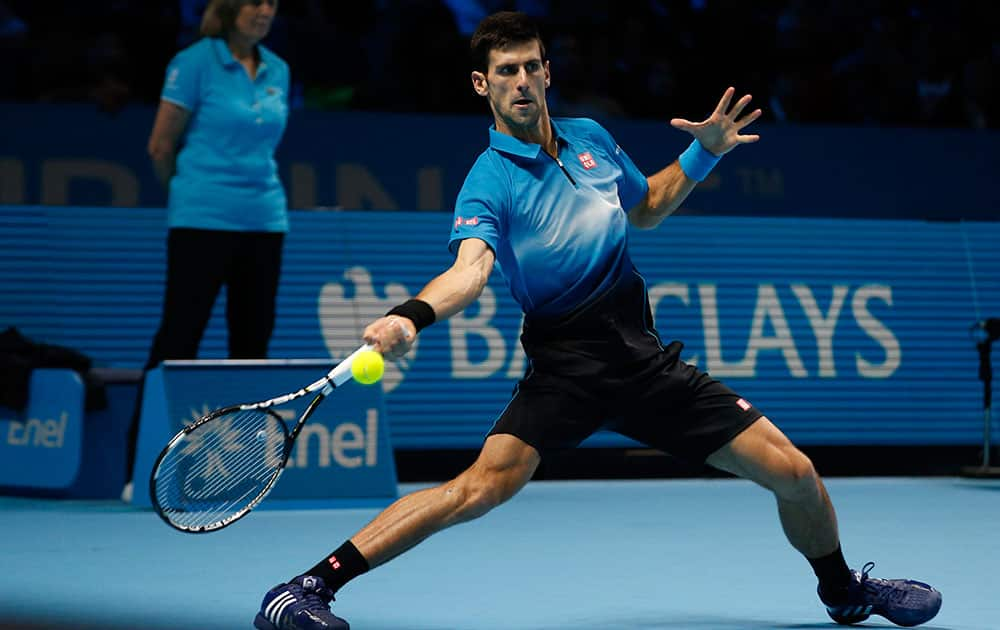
[{"x1": 677, "y1": 140, "x2": 721, "y2": 182}]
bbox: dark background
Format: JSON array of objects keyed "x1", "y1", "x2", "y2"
[{"x1": 1, "y1": 0, "x2": 997, "y2": 128}]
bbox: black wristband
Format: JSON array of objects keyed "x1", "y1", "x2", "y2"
[{"x1": 386, "y1": 299, "x2": 436, "y2": 332}]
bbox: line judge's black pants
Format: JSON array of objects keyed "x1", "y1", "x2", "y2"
[
  {"x1": 125, "y1": 227, "x2": 284, "y2": 481},
  {"x1": 145, "y1": 227, "x2": 285, "y2": 367}
]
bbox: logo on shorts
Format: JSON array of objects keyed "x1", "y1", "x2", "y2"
[
  {"x1": 736, "y1": 398, "x2": 752, "y2": 412},
  {"x1": 577, "y1": 152, "x2": 597, "y2": 170}
]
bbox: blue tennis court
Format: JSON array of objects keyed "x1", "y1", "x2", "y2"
[{"x1": 1, "y1": 477, "x2": 995, "y2": 629}]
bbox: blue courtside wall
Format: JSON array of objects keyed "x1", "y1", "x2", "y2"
[
  {"x1": 1, "y1": 206, "x2": 996, "y2": 448},
  {"x1": 1, "y1": 104, "x2": 997, "y2": 220}
]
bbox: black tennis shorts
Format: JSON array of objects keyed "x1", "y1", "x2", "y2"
[{"x1": 488, "y1": 267, "x2": 762, "y2": 464}]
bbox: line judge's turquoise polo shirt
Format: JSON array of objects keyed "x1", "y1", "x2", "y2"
[
  {"x1": 449, "y1": 117, "x2": 650, "y2": 319},
  {"x1": 160, "y1": 36, "x2": 289, "y2": 232}
]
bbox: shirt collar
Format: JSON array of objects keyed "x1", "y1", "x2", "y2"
[
  {"x1": 488, "y1": 119, "x2": 568, "y2": 159},
  {"x1": 211, "y1": 37, "x2": 240, "y2": 68},
  {"x1": 211, "y1": 36, "x2": 270, "y2": 75}
]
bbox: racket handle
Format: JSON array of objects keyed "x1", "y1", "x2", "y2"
[{"x1": 327, "y1": 344, "x2": 376, "y2": 389}]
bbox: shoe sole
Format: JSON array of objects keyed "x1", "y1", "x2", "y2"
[
  {"x1": 881, "y1": 594, "x2": 943, "y2": 627},
  {"x1": 827, "y1": 610, "x2": 871, "y2": 625},
  {"x1": 253, "y1": 613, "x2": 278, "y2": 630}
]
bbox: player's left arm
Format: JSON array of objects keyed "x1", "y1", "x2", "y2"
[{"x1": 629, "y1": 87, "x2": 762, "y2": 230}]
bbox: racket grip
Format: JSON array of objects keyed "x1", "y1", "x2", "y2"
[{"x1": 328, "y1": 344, "x2": 376, "y2": 388}]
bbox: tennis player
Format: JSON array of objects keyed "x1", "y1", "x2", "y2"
[{"x1": 255, "y1": 11, "x2": 941, "y2": 629}]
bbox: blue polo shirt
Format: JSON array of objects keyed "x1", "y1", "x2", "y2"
[
  {"x1": 160, "y1": 37, "x2": 289, "y2": 232},
  {"x1": 449, "y1": 118, "x2": 649, "y2": 318}
]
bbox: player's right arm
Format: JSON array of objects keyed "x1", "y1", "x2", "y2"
[
  {"x1": 363, "y1": 238, "x2": 495, "y2": 358},
  {"x1": 147, "y1": 101, "x2": 191, "y2": 187}
]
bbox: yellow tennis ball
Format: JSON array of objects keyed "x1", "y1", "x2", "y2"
[{"x1": 351, "y1": 350, "x2": 384, "y2": 385}]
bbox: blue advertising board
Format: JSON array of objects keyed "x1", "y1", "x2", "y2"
[
  {"x1": 129, "y1": 360, "x2": 396, "y2": 509},
  {"x1": 0, "y1": 369, "x2": 84, "y2": 489},
  {"x1": 1, "y1": 206, "x2": 997, "y2": 449}
]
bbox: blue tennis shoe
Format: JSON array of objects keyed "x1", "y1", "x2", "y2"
[
  {"x1": 254, "y1": 575, "x2": 349, "y2": 630},
  {"x1": 820, "y1": 562, "x2": 942, "y2": 627}
]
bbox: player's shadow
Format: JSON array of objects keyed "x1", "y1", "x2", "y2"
[
  {"x1": 519, "y1": 619, "x2": 954, "y2": 630},
  {"x1": 352, "y1": 619, "x2": 957, "y2": 630},
  {"x1": 527, "y1": 623, "x2": 955, "y2": 630},
  {"x1": 778, "y1": 626, "x2": 953, "y2": 630},
  {"x1": 954, "y1": 480, "x2": 1000, "y2": 492}
]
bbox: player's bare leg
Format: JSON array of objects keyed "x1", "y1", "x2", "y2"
[
  {"x1": 706, "y1": 416, "x2": 839, "y2": 558},
  {"x1": 255, "y1": 434, "x2": 540, "y2": 630},
  {"x1": 706, "y1": 416, "x2": 941, "y2": 627},
  {"x1": 353, "y1": 433, "x2": 541, "y2": 567}
]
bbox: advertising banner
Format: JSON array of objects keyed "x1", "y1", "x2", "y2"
[
  {"x1": 2, "y1": 207, "x2": 996, "y2": 448},
  {"x1": 0, "y1": 369, "x2": 84, "y2": 489},
  {"x1": 129, "y1": 360, "x2": 396, "y2": 509}
]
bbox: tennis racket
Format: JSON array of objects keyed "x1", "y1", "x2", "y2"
[{"x1": 150, "y1": 345, "x2": 377, "y2": 533}]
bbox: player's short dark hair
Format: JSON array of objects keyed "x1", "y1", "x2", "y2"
[{"x1": 470, "y1": 11, "x2": 546, "y2": 74}]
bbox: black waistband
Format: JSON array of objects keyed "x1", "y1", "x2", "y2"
[
  {"x1": 519, "y1": 268, "x2": 677, "y2": 375},
  {"x1": 523, "y1": 266, "x2": 640, "y2": 339}
]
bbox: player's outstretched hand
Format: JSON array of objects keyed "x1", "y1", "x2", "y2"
[
  {"x1": 670, "y1": 87, "x2": 762, "y2": 156},
  {"x1": 363, "y1": 315, "x2": 416, "y2": 360}
]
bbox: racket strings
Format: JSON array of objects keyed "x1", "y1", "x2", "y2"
[{"x1": 154, "y1": 409, "x2": 286, "y2": 530}]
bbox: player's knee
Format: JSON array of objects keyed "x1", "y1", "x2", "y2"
[
  {"x1": 448, "y1": 472, "x2": 510, "y2": 521},
  {"x1": 773, "y1": 447, "x2": 819, "y2": 501}
]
